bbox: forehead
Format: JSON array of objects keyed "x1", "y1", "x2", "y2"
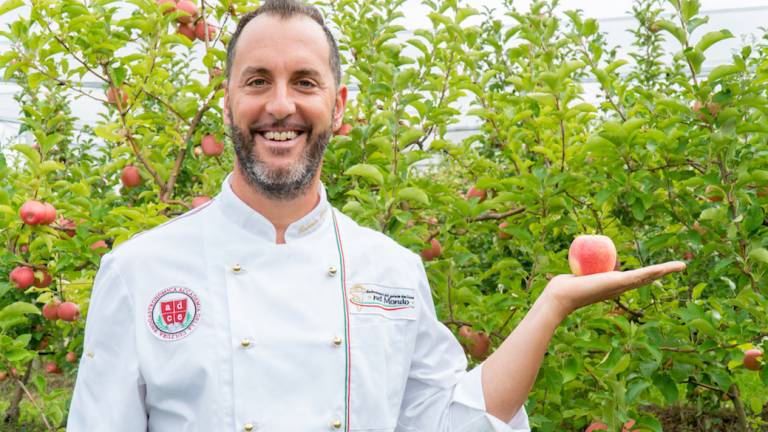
[{"x1": 232, "y1": 13, "x2": 332, "y2": 76}]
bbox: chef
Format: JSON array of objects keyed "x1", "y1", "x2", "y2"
[{"x1": 66, "y1": 0, "x2": 686, "y2": 430}]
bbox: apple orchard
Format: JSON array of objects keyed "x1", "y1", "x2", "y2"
[{"x1": 1, "y1": 0, "x2": 767, "y2": 430}]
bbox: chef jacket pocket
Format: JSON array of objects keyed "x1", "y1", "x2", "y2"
[{"x1": 348, "y1": 284, "x2": 418, "y2": 431}]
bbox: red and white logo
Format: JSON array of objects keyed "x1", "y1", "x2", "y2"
[{"x1": 147, "y1": 286, "x2": 201, "y2": 341}]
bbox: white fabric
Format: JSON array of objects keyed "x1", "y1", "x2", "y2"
[{"x1": 67, "y1": 175, "x2": 530, "y2": 431}]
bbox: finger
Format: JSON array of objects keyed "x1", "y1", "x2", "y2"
[
  {"x1": 621, "y1": 261, "x2": 687, "y2": 289},
  {"x1": 562, "y1": 261, "x2": 686, "y2": 296}
]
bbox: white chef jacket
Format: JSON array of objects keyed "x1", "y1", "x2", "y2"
[{"x1": 67, "y1": 174, "x2": 530, "y2": 432}]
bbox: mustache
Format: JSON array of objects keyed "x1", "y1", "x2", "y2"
[{"x1": 248, "y1": 120, "x2": 309, "y2": 135}]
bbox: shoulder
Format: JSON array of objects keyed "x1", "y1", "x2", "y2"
[{"x1": 107, "y1": 198, "x2": 216, "y2": 263}]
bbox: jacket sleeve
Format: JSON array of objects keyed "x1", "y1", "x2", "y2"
[
  {"x1": 395, "y1": 257, "x2": 530, "y2": 432},
  {"x1": 67, "y1": 254, "x2": 148, "y2": 431}
]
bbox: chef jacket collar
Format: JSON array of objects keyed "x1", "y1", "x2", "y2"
[{"x1": 217, "y1": 173, "x2": 331, "y2": 243}]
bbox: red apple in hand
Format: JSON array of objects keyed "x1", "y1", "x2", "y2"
[
  {"x1": 744, "y1": 349, "x2": 763, "y2": 371},
  {"x1": 568, "y1": 235, "x2": 617, "y2": 276},
  {"x1": 121, "y1": 165, "x2": 142, "y2": 188},
  {"x1": 10, "y1": 266, "x2": 35, "y2": 290},
  {"x1": 201, "y1": 134, "x2": 224, "y2": 156},
  {"x1": 19, "y1": 200, "x2": 47, "y2": 225},
  {"x1": 57, "y1": 302, "x2": 80, "y2": 322}
]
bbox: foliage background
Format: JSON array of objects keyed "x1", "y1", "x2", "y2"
[{"x1": 0, "y1": 0, "x2": 766, "y2": 430}]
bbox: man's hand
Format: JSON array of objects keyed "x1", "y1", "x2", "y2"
[
  {"x1": 542, "y1": 260, "x2": 688, "y2": 321},
  {"x1": 482, "y1": 260, "x2": 687, "y2": 423}
]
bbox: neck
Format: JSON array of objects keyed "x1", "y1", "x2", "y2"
[{"x1": 229, "y1": 166, "x2": 321, "y2": 244}]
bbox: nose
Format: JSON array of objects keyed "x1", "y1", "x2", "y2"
[{"x1": 265, "y1": 82, "x2": 296, "y2": 120}]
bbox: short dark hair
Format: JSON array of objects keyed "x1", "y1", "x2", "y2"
[{"x1": 225, "y1": 0, "x2": 342, "y2": 88}]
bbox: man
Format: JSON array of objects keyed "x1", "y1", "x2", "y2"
[{"x1": 67, "y1": 0, "x2": 685, "y2": 430}]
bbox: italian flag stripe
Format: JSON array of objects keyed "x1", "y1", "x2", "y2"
[{"x1": 331, "y1": 210, "x2": 351, "y2": 431}]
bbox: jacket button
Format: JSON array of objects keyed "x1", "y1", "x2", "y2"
[
  {"x1": 327, "y1": 266, "x2": 337, "y2": 276},
  {"x1": 232, "y1": 264, "x2": 242, "y2": 273},
  {"x1": 331, "y1": 419, "x2": 342, "y2": 429},
  {"x1": 240, "y1": 338, "x2": 251, "y2": 348},
  {"x1": 332, "y1": 337, "x2": 342, "y2": 346},
  {"x1": 243, "y1": 423, "x2": 254, "y2": 431}
]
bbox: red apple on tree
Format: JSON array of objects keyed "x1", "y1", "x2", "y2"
[
  {"x1": 0, "y1": 371, "x2": 7, "y2": 382},
  {"x1": 42, "y1": 202, "x2": 57, "y2": 224},
  {"x1": 121, "y1": 165, "x2": 142, "y2": 188},
  {"x1": 336, "y1": 123, "x2": 353, "y2": 136},
  {"x1": 156, "y1": 0, "x2": 176, "y2": 14},
  {"x1": 420, "y1": 238, "x2": 442, "y2": 261},
  {"x1": 177, "y1": 23, "x2": 195, "y2": 40},
  {"x1": 65, "y1": 351, "x2": 78, "y2": 363},
  {"x1": 466, "y1": 186, "x2": 487, "y2": 202},
  {"x1": 744, "y1": 349, "x2": 763, "y2": 371},
  {"x1": 33, "y1": 269, "x2": 52, "y2": 288},
  {"x1": 106, "y1": 86, "x2": 128, "y2": 106},
  {"x1": 42, "y1": 301, "x2": 60, "y2": 321},
  {"x1": 175, "y1": 0, "x2": 197, "y2": 23},
  {"x1": 568, "y1": 234, "x2": 617, "y2": 276},
  {"x1": 10, "y1": 266, "x2": 35, "y2": 290},
  {"x1": 194, "y1": 21, "x2": 216, "y2": 41},
  {"x1": 44, "y1": 362, "x2": 61, "y2": 374},
  {"x1": 57, "y1": 302, "x2": 81, "y2": 322},
  {"x1": 498, "y1": 221, "x2": 511, "y2": 240},
  {"x1": 191, "y1": 196, "x2": 211, "y2": 208},
  {"x1": 19, "y1": 200, "x2": 47, "y2": 225},
  {"x1": 585, "y1": 421, "x2": 607, "y2": 432},
  {"x1": 705, "y1": 185, "x2": 723, "y2": 202},
  {"x1": 201, "y1": 134, "x2": 224, "y2": 156},
  {"x1": 466, "y1": 330, "x2": 491, "y2": 361}
]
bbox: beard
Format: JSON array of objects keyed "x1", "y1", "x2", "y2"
[{"x1": 228, "y1": 109, "x2": 332, "y2": 201}]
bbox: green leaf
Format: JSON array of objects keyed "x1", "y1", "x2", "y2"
[
  {"x1": 653, "y1": 374, "x2": 679, "y2": 403},
  {"x1": 0, "y1": 0, "x2": 23, "y2": 14},
  {"x1": 40, "y1": 160, "x2": 65, "y2": 175},
  {"x1": 397, "y1": 187, "x2": 429, "y2": 206},
  {"x1": 344, "y1": 164, "x2": 384, "y2": 185},
  {"x1": 653, "y1": 20, "x2": 686, "y2": 46},
  {"x1": 689, "y1": 318, "x2": 716, "y2": 337},
  {"x1": 748, "y1": 247, "x2": 768, "y2": 265},
  {"x1": 11, "y1": 144, "x2": 41, "y2": 166},
  {"x1": 707, "y1": 64, "x2": 742, "y2": 82},
  {"x1": 0, "y1": 302, "x2": 40, "y2": 318},
  {"x1": 695, "y1": 30, "x2": 733, "y2": 53}
]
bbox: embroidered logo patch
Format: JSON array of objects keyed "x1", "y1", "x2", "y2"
[
  {"x1": 348, "y1": 283, "x2": 416, "y2": 319},
  {"x1": 147, "y1": 286, "x2": 201, "y2": 341}
]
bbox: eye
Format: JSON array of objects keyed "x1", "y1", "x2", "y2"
[
  {"x1": 247, "y1": 78, "x2": 267, "y2": 87},
  {"x1": 297, "y1": 79, "x2": 316, "y2": 89}
]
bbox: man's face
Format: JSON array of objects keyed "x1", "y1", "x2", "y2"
[{"x1": 224, "y1": 13, "x2": 346, "y2": 200}]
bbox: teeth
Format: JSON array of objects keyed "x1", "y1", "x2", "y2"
[{"x1": 263, "y1": 131, "x2": 298, "y2": 141}]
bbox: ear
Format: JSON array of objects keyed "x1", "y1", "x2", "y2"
[
  {"x1": 332, "y1": 85, "x2": 348, "y2": 132},
  {"x1": 223, "y1": 81, "x2": 231, "y2": 126}
]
